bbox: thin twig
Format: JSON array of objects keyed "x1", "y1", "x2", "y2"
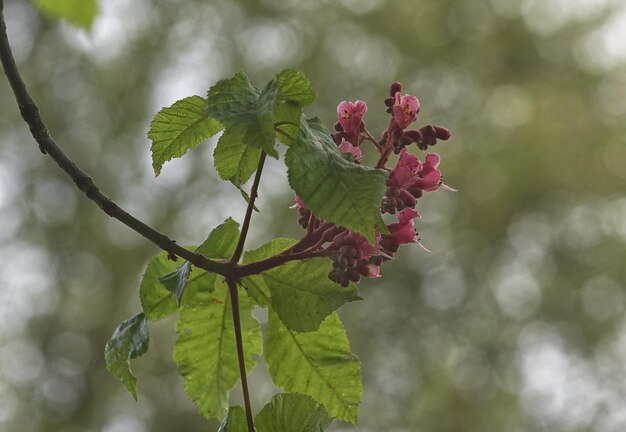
[
  {"x1": 225, "y1": 274, "x2": 256, "y2": 432},
  {"x1": 235, "y1": 249, "x2": 330, "y2": 277},
  {"x1": 0, "y1": 2, "x2": 229, "y2": 276},
  {"x1": 231, "y1": 152, "x2": 266, "y2": 264},
  {"x1": 362, "y1": 128, "x2": 382, "y2": 151}
]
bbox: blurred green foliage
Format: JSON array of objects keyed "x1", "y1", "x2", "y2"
[{"x1": 1, "y1": 0, "x2": 626, "y2": 431}]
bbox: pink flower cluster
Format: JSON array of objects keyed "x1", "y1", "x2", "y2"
[
  {"x1": 333, "y1": 100, "x2": 367, "y2": 162},
  {"x1": 295, "y1": 81, "x2": 453, "y2": 286}
]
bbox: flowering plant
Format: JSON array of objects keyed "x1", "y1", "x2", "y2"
[
  {"x1": 0, "y1": 10, "x2": 453, "y2": 424},
  {"x1": 114, "y1": 72, "x2": 452, "y2": 430}
]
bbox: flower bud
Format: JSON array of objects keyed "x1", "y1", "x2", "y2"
[
  {"x1": 347, "y1": 268, "x2": 361, "y2": 283},
  {"x1": 389, "y1": 82, "x2": 402, "y2": 96}
]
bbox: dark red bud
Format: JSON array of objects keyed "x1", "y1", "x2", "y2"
[
  {"x1": 339, "y1": 245, "x2": 357, "y2": 258},
  {"x1": 334, "y1": 121, "x2": 344, "y2": 132},
  {"x1": 354, "y1": 247, "x2": 364, "y2": 260},
  {"x1": 407, "y1": 186, "x2": 424, "y2": 199},
  {"x1": 416, "y1": 141, "x2": 428, "y2": 151},
  {"x1": 384, "y1": 97, "x2": 395, "y2": 107},
  {"x1": 347, "y1": 268, "x2": 361, "y2": 282},
  {"x1": 386, "y1": 186, "x2": 400, "y2": 197},
  {"x1": 404, "y1": 130, "x2": 423, "y2": 142},
  {"x1": 398, "y1": 190, "x2": 417, "y2": 208},
  {"x1": 433, "y1": 126, "x2": 451, "y2": 140},
  {"x1": 392, "y1": 128, "x2": 404, "y2": 140},
  {"x1": 389, "y1": 82, "x2": 402, "y2": 96},
  {"x1": 419, "y1": 125, "x2": 436, "y2": 137}
]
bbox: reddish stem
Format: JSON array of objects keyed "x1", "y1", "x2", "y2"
[{"x1": 225, "y1": 275, "x2": 256, "y2": 432}]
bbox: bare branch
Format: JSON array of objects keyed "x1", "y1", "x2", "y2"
[{"x1": 0, "y1": 1, "x2": 229, "y2": 276}]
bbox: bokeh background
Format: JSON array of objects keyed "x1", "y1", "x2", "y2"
[{"x1": 2, "y1": 0, "x2": 626, "y2": 430}]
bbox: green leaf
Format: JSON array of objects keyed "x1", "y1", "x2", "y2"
[
  {"x1": 206, "y1": 72, "x2": 279, "y2": 158},
  {"x1": 265, "y1": 312, "x2": 361, "y2": 423},
  {"x1": 104, "y1": 313, "x2": 149, "y2": 399},
  {"x1": 183, "y1": 271, "x2": 219, "y2": 308},
  {"x1": 158, "y1": 261, "x2": 192, "y2": 307},
  {"x1": 140, "y1": 219, "x2": 239, "y2": 318},
  {"x1": 285, "y1": 118, "x2": 388, "y2": 243},
  {"x1": 218, "y1": 407, "x2": 248, "y2": 432},
  {"x1": 213, "y1": 129, "x2": 262, "y2": 187},
  {"x1": 274, "y1": 102, "x2": 302, "y2": 147},
  {"x1": 139, "y1": 251, "x2": 217, "y2": 319},
  {"x1": 262, "y1": 258, "x2": 358, "y2": 332},
  {"x1": 139, "y1": 252, "x2": 180, "y2": 320},
  {"x1": 255, "y1": 393, "x2": 333, "y2": 432},
  {"x1": 277, "y1": 69, "x2": 316, "y2": 106},
  {"x1": 195, "y1": 217, "x2": 240, "y2": 259},
  {"x1": 148, "y1": 96, "x2": 223, "y2": 176},
  {"x1": 241, "y1": 238, "x2": 298, "y2": 307},
  {"x1": 33, "y1": 0, "x2": 98, "y2": 30},
  {"x1": 174, "y1": 284, "x2": 262, "y2": 420}
]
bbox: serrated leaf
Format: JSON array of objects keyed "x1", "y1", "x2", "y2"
[
  {"x1": 218, "y1": 406, "x2": 248, "y2": 432},
  {"x1": 33, "y1": 0, "x2": 98, "y2": 30},
  {"x1": 262, "y1": 258, "x2": 357, "y2": 332},
  {"x1": 277, "y1": 69, "x2": 316, "y2": 106},
  {"x1": 140, "y1": 219, "x2": 239, "y2": 318},
  {"x1": 104, "y1": 313, "x2": 149, "y2": 399},
  {"x1": 206, "y1": 72, "x2": 279, "y2": 158},
  {"x1": 265, "y1": 312, "x2": 361, "y2": 423},
  {"x1": 148, "y1": 96, "x2": 223, "y2": 176},
  {"x1": 139, "y1": 252, "x2": 181, "y2": 320},
  {"x1": 140, "y1": 251, "x2": 216, "y2": 319},
  {"x1": 255, "y1": 393, "x2": 333, "y2": 432},
  {"x1": 213, "y1": 129, "x2": 262, "y2": 187},
  {"x1": 174, "y1": 285, "x2": 262, "y2": 420},
  {"x1": 285, "y1": 118, "x2": 388, "y2": 243},
  {"x1": 139, "y1": 218, "x2": 239, "y2": 320},
  {"x1": 195, "y1": 217, "x2": 240, "y2": 259},
  {"x1": 241, "y1": 238, "x2": 298, "y2": 307}
]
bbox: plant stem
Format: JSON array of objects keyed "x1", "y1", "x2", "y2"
[
  {"x1": 376, "y1": 121, "x2": 396, "y2": 169},
  {"x1": 225, "y1": 275, "x2": 256, "y2": 432},
  {"x1": 235, "y1": 249, "x2": 330, "y2": 277},
  {"x1": 231, "y1": 152, "x2": 266, "y2": 264},
  {"x1": 0, "y1": 0, "x2": 229, "y2": 276},
  {"x1": 225, "y1": 152, "x2": 268, "y2": 431}
]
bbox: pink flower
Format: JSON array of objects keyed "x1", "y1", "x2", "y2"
[
  {"x1": 337, "y1": 100, "x2": 367, "y2": 134},
  {"x1": 382, "y1": 208, "x2": 431, "y2": 253},
  {"x1": 392, "y1": 92, "x2": 419, "y2": 129},
  {"x1": 338, "y1": 138, "x2": 363, "y2": 162},
  {"x1": 387, "y1": 208, "x2": 419, "y2": 245},
  {"x1": 388, "y1": 148, "x2": 421, "y2": 189},
  {"x1": 411, "y1": 153, "x2": 441, "y2": 192},
  {"x1": 389, "y1": 149, "x2": 442, "y2": 191}
]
